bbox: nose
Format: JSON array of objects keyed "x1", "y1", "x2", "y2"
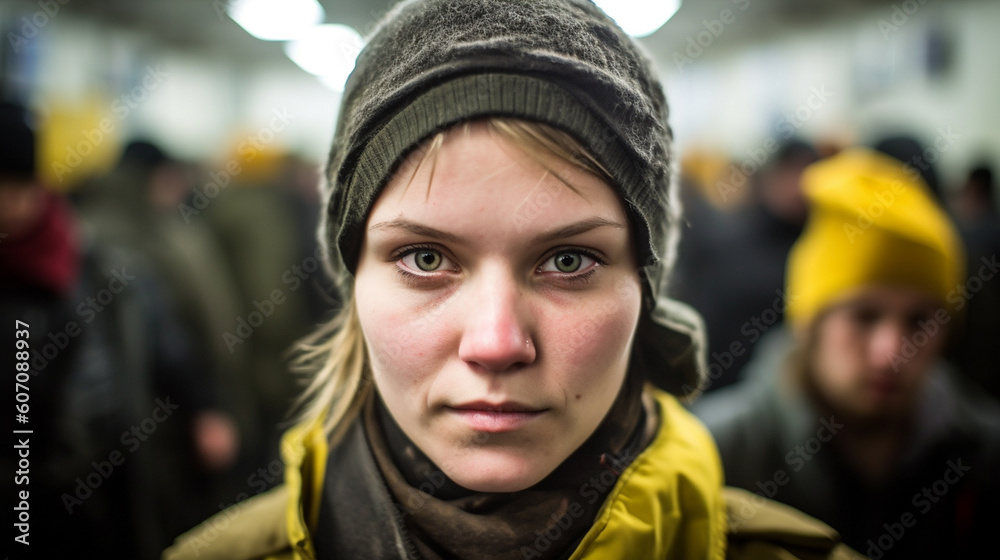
[
  {"x1": 868, "y1": 320, "x2": 907, "y2": 372},
  {"x1": 457, "y1": 270, "x2": 536, "y2": 373}
]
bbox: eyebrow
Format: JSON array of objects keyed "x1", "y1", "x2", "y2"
[
  {"x1": 532, "y1": 217, "x2": 626, "y2": 244},
  {"x1": 367, "y1": 217, "x2": 625, "y2": 245},
  {"x1": 368, "y1": 219, "x2": 463, "y2": 243}
]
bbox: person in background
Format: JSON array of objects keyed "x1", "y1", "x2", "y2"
[
  {"x1": 873, "y1": 134, "x2": 943, "y2": 203},
  {"x1": 947, "y1": 163, "x2": 1000, "y2": 399},
  {"x1": 694, "y1": 147, "x2": 1000, "y2": 559},
  {"x1": 671, "y1": 139, "x2": 817, "y2": 391},
  {"x1": 875, "y1": 136, "x2": 1000, "y2": 403},
  {"x1": 952, "y1": 164, "x2": 997, "y2": 227},
  {"x1": 0, "y1": 103, "x2": 233, "y2": 558},
  {"x1": 199, "y1": 146, "x2": 328, "y2": 483},
  {"x1": 73, "y1": 139, "x2": 244, "y2": 519},
  {"x1": 276, "y1": 153, "x2": 339, "y2": 326}
]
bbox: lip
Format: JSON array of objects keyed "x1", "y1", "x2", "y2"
[
  {"x1": 446, "y1": 401, "x2": 547, "y2": 433},
  {"x1": 867, "y1": 380, "x2": 902, "y2": 398}
]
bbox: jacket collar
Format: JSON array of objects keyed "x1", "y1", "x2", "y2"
[{"x1": 281, "y1": 388, "x2": 728, "y2": 560}]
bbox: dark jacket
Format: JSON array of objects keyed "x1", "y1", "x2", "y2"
[
  {"x1": 1, "y1": 193, "x2": 217, "y2": 558},
  {"x1": 694, "y1": 328, "x2": 1000, "y2": 559}
]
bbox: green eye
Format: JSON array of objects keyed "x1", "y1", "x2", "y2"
[
  {"x1": 539, "y1": 250, "x2": 600, "y2": 277},
  {"x1": 398, "y1": 247, "x2": 454, "y2": 275},
  {"x1": 553, "y1": 252, "x2": 582, "y2": 273},
  {"x1": 414, "y1": 250, "x2": 443, "y2": 271}
]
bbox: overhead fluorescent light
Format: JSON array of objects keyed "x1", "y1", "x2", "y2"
[
  {"x1": 594, "y1": 0, "x2": 682, "y2": 38},
  {"x1": 284, "y1": 24, "x2": 365, "y2": 92},
  {"x1": 227, "y1": 0, "x2": 325, "y2": 41}
]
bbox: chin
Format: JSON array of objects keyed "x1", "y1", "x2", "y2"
[
  {"x1": 441, "y1": 450, "x2": 555, "y2": 493},
  {"x1": 840, "y1": 396, "x2": 906, "y2": 423}
]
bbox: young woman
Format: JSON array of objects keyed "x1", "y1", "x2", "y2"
[{"x1": 165, "y1": 1, "x2": 860, "y2": 558}]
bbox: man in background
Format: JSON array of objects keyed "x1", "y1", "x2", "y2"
[{"x1": 694, "y1": 148, "x2": 1000, "y2": 559}]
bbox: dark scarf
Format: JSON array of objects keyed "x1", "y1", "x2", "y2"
[{"x1": 315, "y1": 371, "x2": 649, "y2": 560}]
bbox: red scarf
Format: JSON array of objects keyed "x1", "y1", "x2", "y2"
[{"x1": 0, "y1": 191, "x2": 79, "y2": 296}]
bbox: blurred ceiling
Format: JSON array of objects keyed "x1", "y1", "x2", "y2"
[{"x1": 7, "y1": 0, "x2": 901, "y2": 71}]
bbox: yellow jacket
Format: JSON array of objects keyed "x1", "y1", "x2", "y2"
[{"x1": 164, "y1": 389, "x2": 860, "y2": 559}]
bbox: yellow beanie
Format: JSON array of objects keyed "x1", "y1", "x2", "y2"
[{"x1": 785, "y1": 148, "x2": 965, "y2": 328}]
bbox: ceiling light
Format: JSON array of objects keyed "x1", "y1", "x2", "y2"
[
  {"x1": 227, "y1": 0, "x2": 325, "y2": 41},
  {"x1": 284, "y1": 24, "x2": 365, "y2": 92},
  {"x1": 594, "y1": 0, "x2": 682, "y2": 38}
]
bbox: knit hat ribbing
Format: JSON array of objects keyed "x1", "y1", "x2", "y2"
[{"x1": 320, "y1": 0, "x2": 706, "y2": 396}]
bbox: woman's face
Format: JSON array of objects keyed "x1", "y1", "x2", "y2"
[{"x1": 354, "y1": 122, "x2": 642, "y2": 492}]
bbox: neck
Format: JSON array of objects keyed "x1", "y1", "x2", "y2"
[
  {"x1": 838, "y1": 421, "x2": 912, "y2": 485},
  {"x1": 796, "y1": 366, "x2": 916, "y2": 485},
  {"x1": 815, "y1": 397, "x2": 915, "y2": 485},
  {"x1": 365, "y1": 370, "x2": 650, "y2": 560}
]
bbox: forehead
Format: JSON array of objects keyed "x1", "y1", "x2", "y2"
[
  {"x1": 366, "y1": 122, "x2": 629, "y2": 242},
  {"x1": 826, "y1": 285, "x2": 941, "y2": 317}
]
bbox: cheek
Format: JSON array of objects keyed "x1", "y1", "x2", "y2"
[
  {"x1": 814, "y1": 323, "x2": 865, "y2": 387},
  {"x1": 911, "y1": 329, "x2": 946, "y2": 363},
  {"x1": 894, "y1": 335, "x2": 942, "y2": 382},
  {"x1": 544, "y1": 282, "x2": 641, "y2": 386},
  {"x1": 355, "y1": 284, "x2": 454, "y2": 393}
]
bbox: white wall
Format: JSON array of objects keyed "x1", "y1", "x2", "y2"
[
  {"x1": 3, "y1": 8, "x2": 340, "y2": 171},
  {"x1": 5, "y1": 0, "x2": 997, "y2": 187},
  {"x1": 660, "y1": 0, "x2": 1000, "y2": 187}
]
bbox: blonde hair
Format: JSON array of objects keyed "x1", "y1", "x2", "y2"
[{"x1": 292, "y1": 117, "x2": 616, "y2": 442}]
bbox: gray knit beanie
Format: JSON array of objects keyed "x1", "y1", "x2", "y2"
[{"x1": 320, "y1": 0, "x2": 706, "y2": 397}]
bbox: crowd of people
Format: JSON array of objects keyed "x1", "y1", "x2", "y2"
[
  {"x1": 1, "y1": 101, "x2": 338, "y2": 557},
  {"x1": 2, "y1": 0, "x2": 999, "y2": 558}
]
